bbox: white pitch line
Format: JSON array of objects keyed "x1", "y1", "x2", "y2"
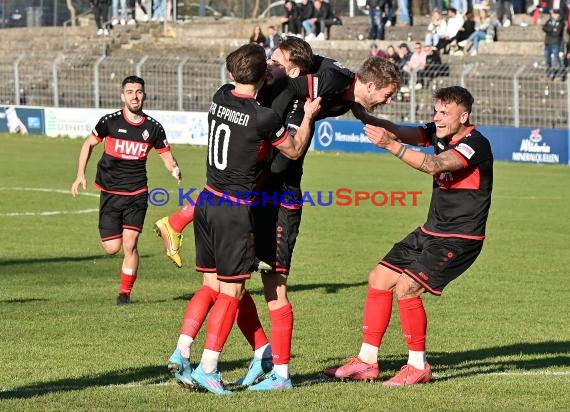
[
  {"x1": 1, "y1": 371, "x2": 569, "y2": 394},
  {"x1": 0, "y1": 187, "x2": 99, "y2": 217}
]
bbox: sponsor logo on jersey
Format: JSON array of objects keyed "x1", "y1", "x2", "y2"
[
  {"x1": 118, "y1": 128, "x2": 127, "y2": 133},
  {"x1": 456, "y1": 143, "x2": 475, "y2": 159},
  {"x1": 106, "y1": 137, "x2": 150, "y2": 160}
]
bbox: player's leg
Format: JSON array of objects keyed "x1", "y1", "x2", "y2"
[
  {"x1": 248, "y1": 206, "x2": 299, "y2": 391},
  {"x1": 169, "y1": 273, "x2": 219, "y2": 387},
  {"x1": 190, "y1": 199, "x2": 253, "y2": 395},
  {"x1": 235, "y1": 289, "x2": 272, "y2": 386},
  {"x1": 153, "y1": 203, "x2": 194, "y2": 268},
  {"x1": 191, "y1": 279, "x2": 243, "y2": 395},
  {"x1": 385, "y1": 235, "x2": 483, "y2": 386},
  {"x1": 114, "y1": 193, "x2": 147, "y2": 304},
  {"x1": 234, "y1": 205, "x2": 277, "y2": 386},
  {"x1": 116, "y1": 228, "x2": 141, "y2": 305},
  {"x1": 325, "y1": 229, "x2": 423, "y2": 381}
]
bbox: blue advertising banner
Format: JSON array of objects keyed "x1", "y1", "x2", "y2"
[
  {"x1": 313, "y1": 119, "x2": 569, "y2": 165},
  {"x1": 478, "y1": 126, "x2": 568, "y2": 165},
  {"x1": 312, "y1": 119, "x2": 433, "y2": 154},
  {"x1": 0, "y1": 106, "x2": 45, "y2": 135}
]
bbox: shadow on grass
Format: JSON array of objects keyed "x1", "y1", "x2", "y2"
[
  {"x1": 0, "y1": 298, "x2": 49, "y2": 304},
  {"x1": 172, "y1": 280, "x2": 369, "y2": 301},
  {"x1": 3, "y1": 341, "x2": 568, "y2": 398},
  {"x1": 0, "y1": 357, "x2": 260, "y2": 400},
  {"x1": 313, "y1": 340, "x2": 570, "y2": 386}
]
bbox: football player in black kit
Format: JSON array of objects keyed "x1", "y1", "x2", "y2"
[
  {"x1": 325, "y1": 86, "x2": 493, "y2": 386},
  {"x1": 172, "y1": 43, "x2": 322, "y2": 395},
  {"x1": 71, "y1": 75, "x2": 181, "y2": 305}
]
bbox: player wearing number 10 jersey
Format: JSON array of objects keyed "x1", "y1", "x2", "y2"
[{"x1": 169, "y1": 44, "x2": 322, "y2": 395}]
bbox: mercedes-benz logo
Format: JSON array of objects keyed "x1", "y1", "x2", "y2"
[{"x1": 317, "y1": 121, "x2": 333, "y2": 147}]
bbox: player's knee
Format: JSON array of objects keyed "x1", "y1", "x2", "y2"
[{"x1": 102, "y1": 242, "x2": 121, "y2": 255}]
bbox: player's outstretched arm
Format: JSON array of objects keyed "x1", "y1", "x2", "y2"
[
  {"x1": 364, "y1": 124, "x2": 464, "y2": 176},
  {"x1": 276, "y1": 97, "x2": 322, "y2": 160},
  {"x1": 71, "y1": 135, "x2": 100, "y2": 197},
  {"x1": 159, "y1": 152, "x2": 181, "y2": 184},
  {"x1": 353, "y1": 104, "x2": 425, "y2": 146}
]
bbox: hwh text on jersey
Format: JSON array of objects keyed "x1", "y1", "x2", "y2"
[{"x1": 107, "y1": 137, "x2": 150, "y2": 160}]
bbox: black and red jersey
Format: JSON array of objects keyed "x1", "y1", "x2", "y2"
[
  {"x1": 272, "y1": 55, "x2": 355, "y2": 122},
  {"x1": 92, "y1": 109, "x2": 170, "y2": 195},
  {"x1": 205, "y1": 84, "x2": 286, "y2": 198},
  {"x1": 420, "y1": 122, "x2": 493, "y2": 239}
]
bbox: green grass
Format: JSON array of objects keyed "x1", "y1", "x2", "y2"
[{"x1": 0, "y1": 134, "x2": 568, "y2": 411}]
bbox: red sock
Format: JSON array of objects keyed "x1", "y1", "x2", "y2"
[
  {"x1": 168, "y1": 203, "x2": 195, "y2": 233},
  {"x1": 269, "y1": 304, "x2": 294, "y2": 365},
  {"x1": 180, "y1": 285, "x2": 219, "y2": 338},
  {"x1": 398, "y1": 296, "x2": 427, "y2": 351},
  {"x1": 236, "y1": 290, "x2": 269, "y2": 351},
  {"x1": 362, "y1": 288, "x2": 393, "y2": 346},
  {"x1": 118, "y1": 271, "x2": 137, "y2": 295},
  {"x1": 204, "y1": 293, "x2": 240, "y2": 352}
]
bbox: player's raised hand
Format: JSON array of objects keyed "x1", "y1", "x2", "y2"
[
  {"x1": 304, "y1": 96, "x2": 322, "y2": 120},
  {"x1": 364, "y1": 124, "x2": 396, "y2": 148},
  {"x1": 171, "y1": 165, "x2": 182, "y2": 184},
  {"x1": 71, "y1": 176, "x2": 86, "y2": 198}
]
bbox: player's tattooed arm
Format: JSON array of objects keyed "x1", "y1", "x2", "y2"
[{"x1": 417, "y1": 150, "x2": 465, "y2": 175}]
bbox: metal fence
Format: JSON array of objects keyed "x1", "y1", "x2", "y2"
[{"x1": 0, "y1": 52, "x2": 567, "y2": 129}]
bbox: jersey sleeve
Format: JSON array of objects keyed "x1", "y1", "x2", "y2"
[
  {"x1": 259, "y1": 108, "x2": 287, "y2": 146},
  {"x1": 151, "y1": 122, "x2": 171, "y2": 154},
  {"x1": 451, "y1": 132, "x2": 493, "y2": 167},
  {"x1": 418, "y1": 122, "x2": 436, "y2": 147},
  {"x1": 91, "y1": 116, "x2": 109, "y2": 142}
]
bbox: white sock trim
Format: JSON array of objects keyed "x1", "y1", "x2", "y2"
[{"x1": 358, "y1": 342, "x2": 379, "y2": 364}]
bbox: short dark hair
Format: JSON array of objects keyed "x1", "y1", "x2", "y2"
[
  {"x1": 357, "y1": 56, "x2": 402, "y2": 90},
  {"x1": 434, "y1": 86, "x2": 474, "y2": 113},
  {"x1": 226, "y1": 43, "x2": 268, "y2": 84},
  {"x1": 277, "y1": 36, "x2": 314, "y2": 75},
  {"x1": 121, "y1": 75, "x2": 145, "y2": 90}
]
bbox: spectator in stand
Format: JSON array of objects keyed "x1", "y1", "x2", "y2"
[
  {"x1": 543, "y1": 8, "x2": 565, "y2": 80},
  {"x1": 451, "y1": 11, "x2": 476, "y2": 54},
  {"x1": 126, "y1": 0, "x2": 149, "y2": 24},
  {"x1": 299, "y1": 0, "x2": 317, "y2": 40},
  {"x1": 112, "y1": 0, "x2": 127, "y2": 25},
  {"x1": 264, "y1": 25, "x2": 283, "y2": 58},
  {"x1": 369, "y1": 43, "x2": 388, "y2": 58},
  {"x1": 435, "y1": 8, "x2": 464, "y2": 53},
  {"x1": 282, "y1": 0, "x2": 301, "y2": 35},
  {"x1": 419, "y1": 44, "x2": 445, "y2": 88},
  {"x1": 402, "y1": 42, "x2": 427, "y2": 90},
  {"x1": 310, "y1": 0, "x2": 331, "y2": 40},
  {"x1": 386, "y1": 45, "x2": 402, "y2": 66},
  {"x1": 398, "y1": 0, "x2": 412, "y2": 26},
  {"x1": 451, "y1": 0, "x2": 468, "y2": 16},
  {"x1": 496, "y1": 0, "x2": 513, "y2": 27},
  {"x1": 92, "y1": 0, "x2": 111, "y2": 35},
  {"x1": 366, "y1": 0, "x2": 387, "y2": 40},
  {"x1": 250, "y1": 25, "x2": 267, "y2": 46},
  {"x1": 397, "y1": 42, "x2": 413, "y2": 70},
  {"x1": 459, "y1": 7, "x2": 497, "y2": 56},
  {"x1": 431, "y1": 0, "x2": 443, "y2": 14},
  {"x1": 424, "y1": 9, "x2": 447, "y2": 48}
]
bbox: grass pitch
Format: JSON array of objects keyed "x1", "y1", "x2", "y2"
[{"x1": 0, "y1": 134, "x2": 568, "y2": 411}]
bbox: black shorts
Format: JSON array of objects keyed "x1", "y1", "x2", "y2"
[
  {"x1": 380, "y1": 227, "x2": 484, "y2": 296},
  {"x1": 193, "y1": 192, "x2": 255, "y2": 281},
  {"x1": 254, "y1": 205, "x2": 302, "y2": 275},
  {"x1": 99, "y1": 192, "x2": 148, "y2": 241}
]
